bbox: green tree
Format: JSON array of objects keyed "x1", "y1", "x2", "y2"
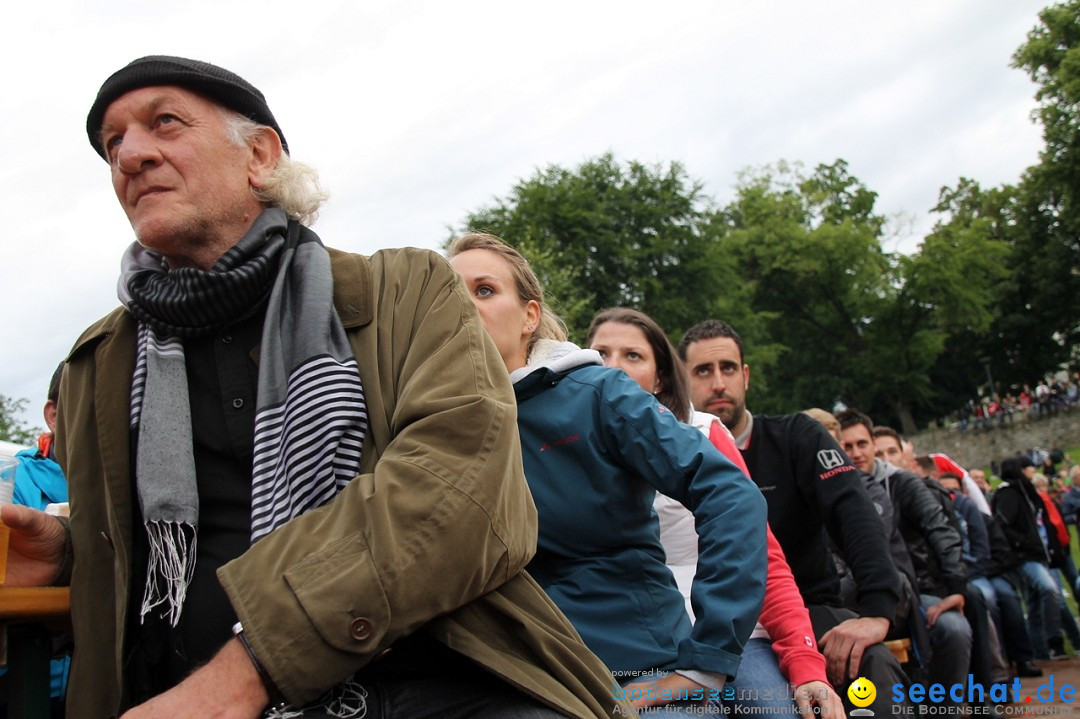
[
  {"x1": 719, "y1": 162, "x2": 1007, "y2": 434},
  {"x1": 1007, "y1": 1, "x2": 1080, "y2": 374},
  {"x1": 0, "y1": 394, "x2": 38, "y2": 446},
  {"x1": 925, "y1": 177, "x2": 1065, "y2": 401},
  {"x1": 454, "y1": 153, "x2": 749, "y2": 342}
]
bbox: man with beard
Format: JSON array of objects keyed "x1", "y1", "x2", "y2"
[{"x1": 679, "y1": 319, "x2": 909, "y2": 716}]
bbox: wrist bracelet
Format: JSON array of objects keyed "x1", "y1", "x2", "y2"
[{"x1": 232, "y1": 621, "x2": 289, "y2": 710}]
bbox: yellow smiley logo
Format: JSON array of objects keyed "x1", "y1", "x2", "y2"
[{"x1": 847, "y1": 677, "x2": 876, "y2": 708}]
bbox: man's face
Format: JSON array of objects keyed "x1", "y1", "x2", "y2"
[
  {"x1": 969, "y1": 468, "x2": 989, "y2": 491},
  {"x1": 938, "y1": 476, "x2": 962, "y2": 493},
  {"x1": 841, "y1": 423, "x2": 876, "y2": 473},
  {"x1": 874, "y1": 435, "x2": 904, "y2": 467},
  {"x1": 100, "y1": 85, "x2": 265, "y2": 268},
  {"x1": 683, "y1": 337, "x2": 750, "y2": 434}
]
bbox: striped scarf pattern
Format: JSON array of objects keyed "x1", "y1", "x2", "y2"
[{"x1": 122, "y1": 208, "x2": 367, "y2": 629}]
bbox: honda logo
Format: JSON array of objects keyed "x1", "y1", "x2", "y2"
[{"x1": 818, "y1": 449, "x2": 845, "y2": 470}]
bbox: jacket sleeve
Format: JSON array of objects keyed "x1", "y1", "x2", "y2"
[
  {"x1": 960, "y1": 497, "x2": 991, "y2": 577},
  {"x1": 598, "y1": 371, "x2": 767, "y2": 679},
  {"x1": 893, "y1": 474, "x2": 968, "y2": 595},
  {"x1": 792, "y1": 417, "x2": 900, "y2": 621},
  {"x1": 1061, "y1": 490, "x2": 1080, "y2": 525},
  {"x1": 759, "y1": 527, "x2": 828, "y2": 688},
  {"x1": 992, "y1": 486, "x2": 1027, "y2": 552},
  {"x1": 217, "y1": 251, "x2": 538, "y2": 705}
]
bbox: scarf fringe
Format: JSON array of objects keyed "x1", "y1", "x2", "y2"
[
  {"x1": 140, "y1": 520, "x2": 197, "y2": 627},
  {"x1": 265, "y1": 679, "x2": 369, "y2": 719}
]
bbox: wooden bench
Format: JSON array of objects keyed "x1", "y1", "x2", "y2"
[{"x1": 885, "y1": 638, "x2": 912, "y2": 663}]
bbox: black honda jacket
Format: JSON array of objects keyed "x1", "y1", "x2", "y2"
[{"x1": 740, "y1": 414, "x2": 900, "y2": 621}]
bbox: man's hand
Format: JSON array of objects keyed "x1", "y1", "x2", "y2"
[
  {"x1": 925, "y1": 593, "x2": 965, "y2": 627},
  {"x1": 628, "y1": 673, "x2": 709, "y2": 709},
  {"x1": 0, "y1": 505, "x2": 67, "y2": 586},
  {"x1": 120, "y1": 638, "x2": 270, "y2": 719},
  {"x1": 818, "y1": 616, "x2": 889, "y2": 686},
  {"x1": 794, "y1": 680, "x2": 847, "y2": 718}
]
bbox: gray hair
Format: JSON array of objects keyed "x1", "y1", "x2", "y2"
[{"x1": 221, "y1": 110, "x2": 328, "y2": 226}]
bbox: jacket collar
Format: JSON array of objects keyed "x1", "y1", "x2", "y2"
[{"x1": 327, "y1": 246, "x2": 374, "y2": 329}]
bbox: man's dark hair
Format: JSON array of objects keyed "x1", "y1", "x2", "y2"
[
  {"x1": 835, "y1": 408, "x2": 873, "y2": 434},
  {"x1": 872, "y1": 425, "x2": 902, "y2": 445},
  {"x1": 47, "y1": 361, "x2": 64, "y2": 404},
  {"x1": 677, "y1": 319, "x2": 744, "y2": 363},
  {"x1": 915, "y1": 454, "x2": 937, "y2": 476}
]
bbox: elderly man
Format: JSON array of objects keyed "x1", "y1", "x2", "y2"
[{"x1": 2, "y1": 56, "x2": 625, "y2": 718}]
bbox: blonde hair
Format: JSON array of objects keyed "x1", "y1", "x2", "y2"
[
  {"x1": 221, "y1": 111, "x2": 328, "y2": 226},
  {"x1": 447, "y1": 233, "x2": 566, "y2": 357},
  {"x1": 803, "y1": 407, "x2": 842, "y2": 442}
]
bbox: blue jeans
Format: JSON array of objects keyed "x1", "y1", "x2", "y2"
[
  {"x1": 920, "y1": 593, "x2": 972, "y2": 700},
  {"x1": 724, "y1": 638, "x2": 800, "y2": 717},
  {"x1": 623, "y1": 672, "x2": 723, "y2": 716},
  {"x1": 1060, "y1": 554, "x2": 1080, "y2": 596},
  {"x1": 1013, "y1": 561, "x2": 1061, "y2": 658},
  {"x1": 1051, "y1": 569, "x2": 1080, "y2": 648},
  {"x1": 971, "y1": 575, "x2": 1035, "y2": 663}
]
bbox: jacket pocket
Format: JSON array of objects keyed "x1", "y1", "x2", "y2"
[{"x1": 284, "y1": 529, "x2": 392, "y2": 655}]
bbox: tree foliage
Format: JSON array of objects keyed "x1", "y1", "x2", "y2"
[
  {"x1": 454, "y1": 157, "x2": 1009, "y2": 434},
  {"x1": 455, "y1": 153, "x2": 752, "y2": 341},
  {"x1": 1007, "y1": 2, "x2": 1080, "y2": 375},
  {"x1": 447, "y1": 1, "x2": 1080, "y2": 432},
  {"x1": 719, "y1": 162, "x2": 1007, "y2": 434},
  {"x1": 926, "y1": 1, "x2": 1080, "y2": 398},
  {"x1": 0, "y1": 394, "x2": 38, "y2": 446}
]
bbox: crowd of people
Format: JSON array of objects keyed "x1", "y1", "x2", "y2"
[
  {"x1": 948, "y1": 378, "x2": 1078, "y2": 432},
  {"x1": 4, "y1": 55, "x2": 1079, "y2": 719}
]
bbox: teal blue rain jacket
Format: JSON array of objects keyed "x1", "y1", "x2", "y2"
[{"x1": 512, "y1": 341, "x2": 767, "y2": 680}]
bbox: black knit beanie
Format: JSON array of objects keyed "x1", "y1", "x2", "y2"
[{"x1": 86, "y1": 55, "x2": 288, "y2": 160}]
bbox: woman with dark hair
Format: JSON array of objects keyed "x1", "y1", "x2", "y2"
[
  {"x1": 586, "y1": 307, "x2": 844, "y2": 719},
  {"x1": 449, "y1": 234, "x2": 767, "y2": 714}
]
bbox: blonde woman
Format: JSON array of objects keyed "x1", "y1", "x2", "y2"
[{"x1": 449, "y1": 234, "x2": 767, "y2": 714}]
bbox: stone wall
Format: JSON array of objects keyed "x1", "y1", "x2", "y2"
[{"x1": 908, "y1": 410, "x2": 1080, "y2": 470}]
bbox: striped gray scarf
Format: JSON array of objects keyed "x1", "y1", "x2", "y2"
[{"x1": 120, "y1": 208, "x2": 367, "y2": 628}]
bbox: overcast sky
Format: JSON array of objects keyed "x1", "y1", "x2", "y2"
[{"x1": 1, "y1": 0, "x2": 1047, "y2": 433}]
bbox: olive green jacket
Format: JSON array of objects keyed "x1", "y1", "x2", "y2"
[{"x1": 56, "y1": 246, "x2": 629, "y2": 717}]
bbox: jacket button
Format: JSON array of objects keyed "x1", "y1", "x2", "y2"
[{"x1": 349, "y1": 617, "x2": 373, "y2": 641}]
